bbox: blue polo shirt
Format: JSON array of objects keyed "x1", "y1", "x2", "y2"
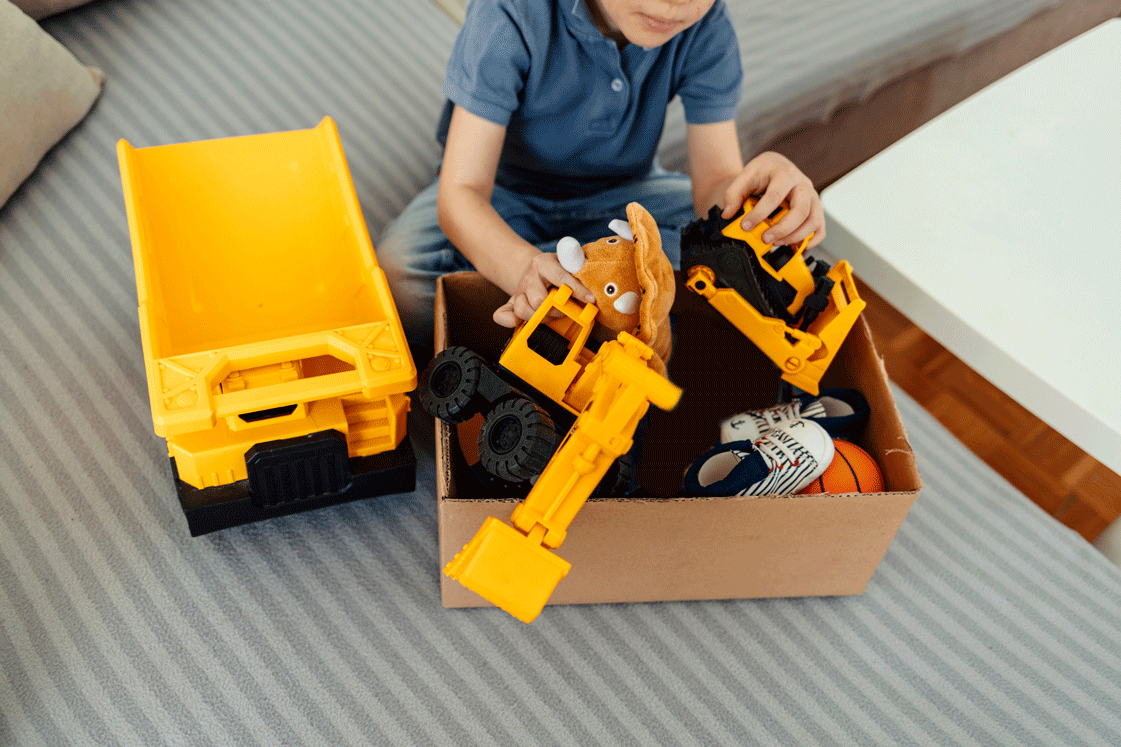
[{"x1": 436, "y1": 0, "x2": 742, "y2": 199}]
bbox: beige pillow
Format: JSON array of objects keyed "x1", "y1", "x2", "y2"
[
  {"x1": 431, "y1": 0, "x2": 467, "y2": 25},
  {"x1": 1, "y1": 0, "x2": 104, "y2": 209},
  {"x1": 11, "y1": 0, "x2": 91, "y2": 20}
]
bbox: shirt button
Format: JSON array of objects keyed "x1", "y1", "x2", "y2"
[{"x1": 611, "y1": 78, "x2": 624, "y2": 92}]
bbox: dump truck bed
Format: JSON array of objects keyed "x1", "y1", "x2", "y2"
[{"x1": 119, "y1": 117, "x2": 415, "y2": 436}]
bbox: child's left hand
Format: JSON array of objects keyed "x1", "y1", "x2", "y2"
[{"x1": 720, "y1": 151, "x2": 825, "y2": 248}]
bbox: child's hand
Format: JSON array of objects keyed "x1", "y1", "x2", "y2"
[
  {"x1": 493, "y1": 250, "x2": 596, "y2": 328},
  {"x1": 720, "y1": 151, "x2": 825, "y2": 248}
]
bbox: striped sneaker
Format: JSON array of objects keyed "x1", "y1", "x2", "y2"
[
  {"x1": 684, "y1": 419, "x2": 834, "y2": 497},
  {"x1": 719, "y1": 388, "x2": 869, "y2": 444}
]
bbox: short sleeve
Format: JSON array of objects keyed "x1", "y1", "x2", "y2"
[
  {"x1": 675, "y1": 2, "x2": 742, "y2": 125},
  {"x1": 442, "y1": 0, "x2": 531, "y2": 127}
]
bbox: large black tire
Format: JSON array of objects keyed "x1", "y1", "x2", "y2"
[
  {"x1": 418, "y1": 347, "x2": 483, "y2": 424},
  {"x1": 478, "y1": 398, "x2": 562, "y2": 483}
]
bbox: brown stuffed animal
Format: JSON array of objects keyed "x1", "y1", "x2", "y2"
[{"x1": 556, "y1": 202, "x2": 675, "y2": 377}]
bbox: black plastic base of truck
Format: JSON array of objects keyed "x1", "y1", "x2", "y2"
[{"x1": 170, "y1": 435, "x2": 417, "y2": 536}]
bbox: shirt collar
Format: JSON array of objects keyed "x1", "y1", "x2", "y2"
[
  {"x1": 567, "y1": 0, "x2": 660, "y2": 51},
  {"x1": 566, "y1": 0, "x2": 606, "y2": 42}
]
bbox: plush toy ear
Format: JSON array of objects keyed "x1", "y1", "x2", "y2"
[
  {"x1": 556, "y1": 236, "x2": 585, "y2": 273},
  {"x1": 626, "y1": 202, "x2": 675, "y2": 370}
]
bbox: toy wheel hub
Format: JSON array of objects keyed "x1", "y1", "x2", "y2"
[
  {"x1": 430, "y1": 361, "x2": 462, "y2": 398},
  {"x1": 488, "y1": 414, "x2": 523, "y2": 455}
]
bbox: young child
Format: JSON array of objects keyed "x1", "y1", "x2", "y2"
[{"x1": 378, "y1": 0, "x2": 826, "y2": 351}]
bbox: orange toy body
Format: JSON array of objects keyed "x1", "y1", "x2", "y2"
[{"x1": 800, "y1": 440, "x2": 884, "y2": 494}]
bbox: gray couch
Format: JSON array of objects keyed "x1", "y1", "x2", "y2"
[{"x1": 3, "y1": 1, "x2": 1120, "y2": 745}]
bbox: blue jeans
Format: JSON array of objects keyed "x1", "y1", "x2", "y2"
[{"x1": 376, "y1": 165, "x2": 697, "y2": 350}]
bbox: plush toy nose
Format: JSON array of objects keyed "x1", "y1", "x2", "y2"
[{"x1": 613, "y1": 291, "x2": 640, "y2": 314}]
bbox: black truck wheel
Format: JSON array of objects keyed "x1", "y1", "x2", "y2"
[
  {"x1": 478, "y1": 398, "x2": 562, "y2": 483},
  {"x1": 418, "y1": 346, "x2": 484, "y2": 424}
]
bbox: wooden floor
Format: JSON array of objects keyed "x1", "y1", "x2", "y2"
[{"x1": 858, "y1": 282, "x2": 1121, "y2": 542}]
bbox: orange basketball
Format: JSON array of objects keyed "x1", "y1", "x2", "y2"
[{"x1": 800, "y1": 440, "x2": 884, "y2": 494}]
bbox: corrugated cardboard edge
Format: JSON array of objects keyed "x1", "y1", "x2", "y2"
[
  {"x1": 433, "y1": 275, "x2": 456, "y2": 574},
  {"x1": 846, "y1": 313, "x2": 923, "y2": 497},
  {"x1": 440, "y1": 489, "x2": 920, "y2": 608}
]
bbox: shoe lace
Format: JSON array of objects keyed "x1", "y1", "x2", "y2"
[
  {"x1": 754, "y1": 430, "x2": 803, "y2": 469},
  {"x1": 752, "y1": 401, "x2": 802, "y2": 429}
]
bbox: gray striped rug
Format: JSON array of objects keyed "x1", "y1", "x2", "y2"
[{"x1": 3, "y1": 0, "x2": 1119, "y2": 744}]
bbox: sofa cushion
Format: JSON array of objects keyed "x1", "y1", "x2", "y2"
[{"x1": 0, "y1": 0, "x2": 104, "y2": 210}]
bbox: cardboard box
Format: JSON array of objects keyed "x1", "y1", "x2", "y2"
[{"x1": 435, "y1": 271, "x2": 922, "y2": 609}]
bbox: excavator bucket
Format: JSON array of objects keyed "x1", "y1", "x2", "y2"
[{"x1": 444, "y1": 518, "x2": 571, "y2": 624}]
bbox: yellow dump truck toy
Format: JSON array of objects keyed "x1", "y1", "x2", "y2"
[
  {"x1": 118, "y1": 118, "x2": 417, "y2": 535},
  {"x1": 680, "y1": 201, "x2": 865, "y2": 396},
  {"x1": 419, "y1": 285, "x2": 681, "y2": 622}
]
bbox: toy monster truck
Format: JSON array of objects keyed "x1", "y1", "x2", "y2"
[{"x1": 421, "y1": 284, "x2": 681, "y2": 622}]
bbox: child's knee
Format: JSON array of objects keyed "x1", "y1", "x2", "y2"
[{"x1": 376, "y1": 226, "x2": 413, "y2": 292}]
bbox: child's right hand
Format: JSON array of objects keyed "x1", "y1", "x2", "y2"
[
  {"x1": 493, "y1": 250, "x2": 596, "y2": 328},
  {"x1": 720, "y1": 151, "x2": 825, "y2": 249}
]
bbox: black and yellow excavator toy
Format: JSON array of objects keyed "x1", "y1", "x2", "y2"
[{"x1": 681, "y1": 198, "x2": 866, "y2": 396}]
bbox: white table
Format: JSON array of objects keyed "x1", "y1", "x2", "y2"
[{"x1": 821, "y1": 19, "x2": 1121, "y2": 478}]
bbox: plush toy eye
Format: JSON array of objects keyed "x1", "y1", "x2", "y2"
[
  {"x1": 606, "y1": 237, "x2": 619, "y2": 244},
  {"x1": 604, "y1": 283, "x2": 618, "y2": 297}
]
